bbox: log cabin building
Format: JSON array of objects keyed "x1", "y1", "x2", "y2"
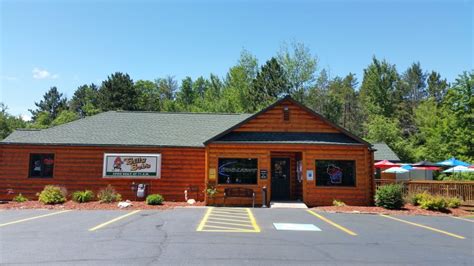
[{"x1": 0, "y1": 96, "x2": 375, "y2": 206}]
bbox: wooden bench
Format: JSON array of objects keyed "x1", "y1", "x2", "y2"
[{"x1": 223, "y1": 187, "x2": 255, "y2": 208}]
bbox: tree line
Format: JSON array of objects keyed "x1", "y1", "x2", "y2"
[{"x1": 1, "y1": 42, "x2": 472, "y2": 163}]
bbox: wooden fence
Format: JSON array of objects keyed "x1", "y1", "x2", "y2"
[{"x1": 375, "y1": 179, "x2": 474, "y2": 205}]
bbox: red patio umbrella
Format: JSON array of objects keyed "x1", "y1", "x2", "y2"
[
  {"x1": 374, "y1": 160, "x2": 400, "y2": 169},
  {"x1": 413, "y1": 166, "x2": 441, "y2": 171}
]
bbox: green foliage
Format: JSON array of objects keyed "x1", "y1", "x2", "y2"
[
  {"x1": 146, "y1": 194, "x2": 164, "y2": 205},
  {"x1": 37, "y1": 185, "x2": 67, "y2": 205},
  {"x1": 360, "y1": 57, "x2": 399, "y2": 118},
  {"x1": 70, "y1": 84, "x2": 100, "y2": 117},
  {"x1": 13, "y1": 193, "x2": 28, "y2": 203},
  {"x1": 407, "y1": 191, "x2": 431, "y2": 206},
  {"x1": 29, "y1": 87, "x2": 68, "y2": 122},
  {"x1": 51, "y1": 110, "x2": 79, "y2": 126},
  {"x1": 249, "y1": 57, "x2": 289, "y2": 111},
  {"x1": 1, "y1": 43, "x2": 472, "y2": 165},
  {"x1": 176, "y1": 77, "x2": 195, "y2": 111},
  {"x1": 277, "y1": 41, "x2": 317, "y2": 102},
  {"x1": 419, "y1": 195, "x2": 447, "y2": 211},
  {"x1": 205, "y1": 182, "x2": 218, "y2": 199},
  {"x1": 408, "y1": 192, "x2": 462, "y2": 210},
  {"x1": 446, "y1": 197, "x2": 462, "y2": 208},
  {"x1": 72, "y1": 190, "x2": 94, "y2": 203},
  {"x1": 375, "y1": 184, "x2": 405, "y2": 210},
  {"x1": 332, "y1": 199, "x2": 346, "y2": 207},
  {"x1": 437, "y1": 172, "x2": 474, "y2": 181},
  {"x1": 0, "y1": 103, "x2": 27, "y2": 139},
  {"x1": 98, "y1": 72, "x2": 137, "y2": 111},
  {"x1": 97, "y1": 185, "x2": 122, "y2": 203}
]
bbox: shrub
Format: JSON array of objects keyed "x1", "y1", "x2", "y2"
[
  {"x1": 37, "y1": 185, "x2": 66, "y2": 204},
  {"x1": 72, "y1": 190, "x2": 94, "y2": 203},
  {"x1": 13, "y1": 193, "x2": 28, "y2": 203},
  {"x1": 97, "y1": 185, "x2": 122, "y2": 203},
  {"x1": 332, "y1": 199, "x2": 346, "y2": 207},
  {"x1": 146, "y1": 194, "x2": 164, "y2": 205},
  {"x1": 419, "y1": 195, "x2": 447, "y2": 211},
  {"x1": 375, "y1": 184, "x2": 404, "y2": 210},
  {"x1": 445, "y1": 197, "x2": 462, "y2": 209},
  {"x1": 408, "y1": 192, "x2": 431, "y2": 206}
]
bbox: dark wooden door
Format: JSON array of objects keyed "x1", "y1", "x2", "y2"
[{"x1": 271, "y1": 158, "x2": 290, "y2": 200}]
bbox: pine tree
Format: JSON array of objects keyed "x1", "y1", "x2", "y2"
[
  {"x1": 29, "y1": 87, "x2": 68, "y2": 122},
  {"x1": 98, "y1": 72, "x2": 137, "y2": 111},
  {"x1": 249, "y1": 57, "x2": 289, "y2": 111}
]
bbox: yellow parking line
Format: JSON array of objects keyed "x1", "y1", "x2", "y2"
[
  {"x1": 0, "y1": 210, "x2": 72, "y2": 227},
  {"x1": 204, "y1": 224, "x2": 256, "y2": 232},
  {"x1": 451, "y1": 216, "x2": 474, "y2": 223},
  {"x1": 196, "y1": 207, "x2": 213, "y2": 231},
  {"x1": 210, "y1": 213, "x2": 251, "y2": 221},
  {"x1": 206, "y1": 220, "x2": 255, "y2": 228},
  {"x1": 212, "y1": 211, "x2": 249, "y2": 216},
  {"x1": 307, "y1": 210, "x2": 357, "y2": 236},
  {"x1": 197, "y1": 207, "x2": 260, "y2": 232},
  {"x1": 247, "y1": 208, "x2": 261, "y2": 233},
  {"x1": 89, "y1": 210, "x2": 141, "y2": 231},
  {"x1": 379, "y1": 214, "x2": 465, "y2": 239},
  {"x1": 207, "y1": 216, "x2": 253, "y2": 224}
]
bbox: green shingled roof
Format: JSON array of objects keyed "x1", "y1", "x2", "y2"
[
  {"x1": 372, "y1": 142, "x2": 400, "y2": 162},
  {"x1": 1, "y1": 111, "x2": 252, "y2": 147}
]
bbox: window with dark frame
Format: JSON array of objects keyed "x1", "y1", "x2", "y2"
[
  {"x1": 315, "y1": 160, "x2": 356, "y2": 187},
  {"x1": 218, "y1": 158, "x2": 258, "y2": 184},
  {"x1": 29, "y1": 154, "x2": 55, "y2": 178}
]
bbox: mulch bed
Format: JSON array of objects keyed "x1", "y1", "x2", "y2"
[
  {"x1": 0, "y1": 200, "x2": 205, "y2": 210},
  {"x1": 314, "y1": 204, "x2": 472, "y2": 217}
]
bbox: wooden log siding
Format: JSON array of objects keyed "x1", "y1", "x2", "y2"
[
  {"x1": 0, "y1": 144, "x2": 205, "y2": 201},
  {"x1": 207, "y1": 143, "x2": 373, "y2": 207},
  {"x1": 234, "y1": 100, "x2": 339, "y2": 133}
]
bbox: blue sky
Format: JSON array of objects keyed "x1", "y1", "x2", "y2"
[{"x1": 1, "y1": 0, "x2": 472, "y2": 119}]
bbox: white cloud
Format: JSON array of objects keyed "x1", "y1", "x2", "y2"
[
  {"x1": 20, "y1": 113, "x2": 32, "y2": 121},
  {"x1": 32, "y1": 67, "x2": 59, "y2": 79}
]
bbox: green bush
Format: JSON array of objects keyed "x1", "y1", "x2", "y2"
[
  {"x1": 375, "y1": 184, "x2": 404, "y2": 209},
  {"x1": 437, "y1": 172, "x2": 474, "y2": 181},
  {"x1": 419, "y1": 195, "x2": 447, "y2": 211},
  {"x1": 445, "y1": 197, "x2": 462, "y2": 209},
  {"x1": 37, "y1": 185, "x2": 67, "y2": 204},
  {"x1": 13, "y1": 193, "x2": 28, "y2": 203},
  {"x1": 146, "y1": 194, "x2": 164, "y2": 205},
  {"x1": 72, "y1": 190, "x2": 94, "y2": 203},
  {"x1": 332, "y1": 199, "x2": 346, "y2": 207},
  {"x1": 97, "y1": 185, "x2": 122, "y2": 203},
  {"x1": 408, "y1": 192, "x2": 431, "y2": 206}
]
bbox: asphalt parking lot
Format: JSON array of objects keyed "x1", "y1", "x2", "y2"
[{"x1": 0, "y1": 208, "x2": 472, "y2": 265}]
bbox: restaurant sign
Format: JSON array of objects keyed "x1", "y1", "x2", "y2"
[{"x1": 103, "y1": 153, "x2": 161, "y2": 178}]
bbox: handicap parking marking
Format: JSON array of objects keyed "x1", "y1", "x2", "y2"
[
  {"x1": 307, "y1": 210, "x2": 357, "y2": 236},
  {"x1": 273, "y1": 223, "x2": 321, "y2": 231},
  {"x1": 88, "y1": 210, "x2": 141, "y2": 231},
  {"x1": 196, "y1": 207, "x2": 260, "y2": 233},
  {"x1": 0, "y1": 210, "x2": 72, "y2": 228},
  {"x1": 379, "y1": 214, "x2": 466, "y2": 240}
]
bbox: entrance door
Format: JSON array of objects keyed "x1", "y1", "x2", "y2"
[{"x1": 271, "y1": 158, "x2": 290, "y2": 201}]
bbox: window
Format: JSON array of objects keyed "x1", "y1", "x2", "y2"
[
  {"x1": 315, "y1": 160, "x2": 355, "y2": 187},
  {"x1": 218, "y1": 158, "x2": 258, "y2": 184},
  {"x1": 29, "y1": 154, "x2": 55, "y2": 178}
]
